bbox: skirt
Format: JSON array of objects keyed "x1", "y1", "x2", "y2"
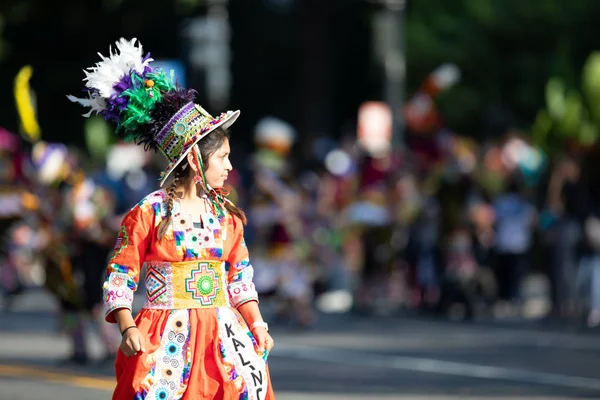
[{"x1": 112, "y1": 307, "x2": 275, "y2": 400}]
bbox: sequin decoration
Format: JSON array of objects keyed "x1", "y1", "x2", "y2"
[{"x1": 173, "y1": 121, "x2": 187, "y2": 136}]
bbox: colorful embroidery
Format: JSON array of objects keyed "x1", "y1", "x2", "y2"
[
  {"x1": 185, "y1": 248, "x2": 199, "y2": 259},
  {"x1": 112, "y1": 225, "x2": 129, "y2": 258},
  {"x1": 174, "y1": 231, "x2": 185, "y2": 246},
  {"x1": 227, "y1": 258, "x2": 258, "y2": 308},
  {"x1": 234, "y1": 259, "x2": 251, "y2": 271},
  {"x1": 170, "y1": 211, "x2": 225, "y2": 261},
  {"x1": 105, "y1": 263, "x2": 137, "y2": 289},
  {"x1": 137, "y1": 310, "x2": 191, "y2": 400},
  {"x1": 144, "y1": 262, "x2": 174, "y2": 309},
  {"x1": 208, "y1": 247, "x2": 223, "y2": 259},
  {"x1": 137, "y1": 190, "x2": 170, "y2": 229},
  {"x1": 185, "y1": 262, "x2": 221, "y2": 306},
  {"x1": 204, "y1": 213, "x2": 221, "y2": 231},
  {"x1": 228, "y1": 281, "x2": 258, "y2": 308},
  {"x1": 145, "y1": 260, "x2": 228, "y2": 309},
  {"x1": 103, "y1": 271, "x2": 135, "y2": 316}
]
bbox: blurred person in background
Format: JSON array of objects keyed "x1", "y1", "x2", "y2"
[
  {"x1": 430, "y1": 168, "x2": 472, "y2": 314},
  {"x1": 409, "y1": 188, "x2": 442, "y2": 312},
  {"x1": 346, "y1": 152, "x2": 398, "y2": 315},
  {"x1": 247, "y1": 117, "x2": 317, "y2": 326},
  {"x1": 0, "y1": 128, "x2": 32, "y2": 307},
  {"x1": 492, "y1": 176, "x2": 537, "y2": 316},
  {"x1": 467, "y1": 195, "x2": 498, "y2": 317},
  {"x1": 267, "y1": 223, "x2": 315, "y2": 327},
  {"x1": 66, "y1": 158, "x2": 122, "y2": 364},
  {"x1": 579, "y1": 210, "x2": 600, "y2": 327},
  {"x1": 437, "y1": 226, "x2": 477, "y2": 319},
  {"x1": 68, "y1": 38, "x2": 275, "y2": 399},
  {"x1": 250, "y1": 167, "x2": 317, "y2": 327},
  {"x1": 576, "y1": 151, "x2": 600, "y2": 327},
  {"x1": 545, "y1": 156, "x2": 584, "y2": 320},
  {"x1": 30, "y1": 141, "x2": 121, "y2": 365}
]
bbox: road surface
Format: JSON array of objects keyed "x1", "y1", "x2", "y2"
[{"x1": 1, "y1": 289, "x2": 599, "y2": 400}]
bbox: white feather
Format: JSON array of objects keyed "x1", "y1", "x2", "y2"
[
  {"x1": 85, "y1": 38, "x2": 153, "y2": 98},
  {"x1": 66, "y1": 92, "x2": 106, "y2": 117},
  {"x1": 67, "y1": 38, "x2": 153, "y2": 116}
]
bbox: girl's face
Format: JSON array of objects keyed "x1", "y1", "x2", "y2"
[{"x1": 201, "y1": 138, "x2": 232, "y2": 189}]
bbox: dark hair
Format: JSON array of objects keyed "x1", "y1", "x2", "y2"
[{"x1": 157, "y1": 128, "x2": 247, "y2": 240}]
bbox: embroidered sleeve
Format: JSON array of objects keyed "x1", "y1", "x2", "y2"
[
  {"x1": 103, "y1": 204, "x2": 152, "y2": 323},
  {"x1": 226, "y1": 214, "x2": 258, "y2": 308}
]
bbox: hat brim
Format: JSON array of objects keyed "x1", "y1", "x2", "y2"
[{"x1": 159, "y1": 110, "x2": 240, "y2": 187}]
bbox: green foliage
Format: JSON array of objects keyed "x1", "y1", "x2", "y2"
[
  {"x1": 405, "y1": 0, "x2": 600, "y2": 137},
  {"x1": 583, "y1": 52, "x2": 600, "y2": 122},
  {"x1": 532, "y1": 52, "x2": 600, "y2": 153}
]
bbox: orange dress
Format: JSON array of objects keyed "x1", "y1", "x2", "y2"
[{"x1": 103, "y1": 190, "x2": 275, "y2": 400}]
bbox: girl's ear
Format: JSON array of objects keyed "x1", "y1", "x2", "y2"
[{"x1": 187, "y1": 151, "x2": 197, "y2": 172}]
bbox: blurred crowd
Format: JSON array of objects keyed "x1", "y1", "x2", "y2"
[{"x1": 2, "y1": 108, "x2": 600, "y2": 362}]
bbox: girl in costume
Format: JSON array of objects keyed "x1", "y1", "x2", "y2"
[{"x1": 68, "y1": 38, "x2": 275, "y2": 400}]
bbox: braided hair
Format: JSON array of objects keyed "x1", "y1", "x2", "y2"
[{"x1": 157, "y1": 167, "x2": 183, "y2": 240}]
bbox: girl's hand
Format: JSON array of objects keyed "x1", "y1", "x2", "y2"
[
  {"x1": 120, "y1": 327, "x2": 146, "y2": 357},
  {"x1": 252, "y1": 327, "x2": 274, "y2": 353}
]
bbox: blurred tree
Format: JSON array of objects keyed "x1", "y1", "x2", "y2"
[
  {"x1": 531, "y1": 52, "x2": 600, "y2": 154},
  {"x1": 404, "y1": 0, "x2": 600, "y2": 138},
  {"x1": 1, "y1": 0, "x2": 600, "y2": 151}
]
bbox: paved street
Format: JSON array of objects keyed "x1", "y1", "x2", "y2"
[{"x1": 1, "y1": 289, "x2": 600, "y2": 399}]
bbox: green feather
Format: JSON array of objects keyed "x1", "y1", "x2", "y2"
[{"x1": 116, "y1": 69, "x2": 176, "y2": 139}]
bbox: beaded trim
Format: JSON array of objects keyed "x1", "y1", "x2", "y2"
[{"x1": 157, "y1": 103, "x2": 211, "y2": 162}]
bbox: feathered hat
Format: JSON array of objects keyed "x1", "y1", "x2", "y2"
[{"x1": 67, "y1": 38, "x2": 240, "y2": 187}]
